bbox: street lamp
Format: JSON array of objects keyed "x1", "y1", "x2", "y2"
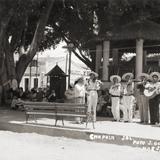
[{"x1": 62, "y1": 43, "x2": 74, "y2": 87}]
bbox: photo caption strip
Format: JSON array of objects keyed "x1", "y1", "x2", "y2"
[{"x1": 88, "y1": 133, "x2": 160, "y2": 152}]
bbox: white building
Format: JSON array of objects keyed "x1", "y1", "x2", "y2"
[{"x1": 20, "y1": 55, "x2": 90, "y2": 91}]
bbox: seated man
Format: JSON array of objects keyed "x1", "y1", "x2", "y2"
[
  {"x1": 36, "y1": 88, "x2": 44, "y2": 102},
  {"x1": 97, "y1": 89, "x2": 111, "y2": 117},
  {"x1": 11, "y1": 88, "x2": 24, "y2": 110},
  {"x1": 48, "y1": 90, "x2": 57, "y2": 102}
]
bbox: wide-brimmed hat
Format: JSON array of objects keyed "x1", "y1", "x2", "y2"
[
  {"x1": 89, "y1": 71, "x2": 98, "y2": 77},
  {"x1": 150, "y1": 72, "x2": 160, "y2": 80},
  {"x1": 122, "y1": 72, "x2": 134, "y2": 81},
  {"x1": 74, "y1": 77, "x2": 84, "y2": 83},
  {"x1": 138, "y1": 73, "x2": 149, "y2": 80},
  {"x1": 110, "y1": 75, "x2": 121, "y2": 83}
]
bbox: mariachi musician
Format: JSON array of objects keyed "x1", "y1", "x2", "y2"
[
  {"x1": 136, "y1": 73, "x2": 149, "y2": 124},
  {"x1": 121, "y1": 73, "x2": 135, "y2": 122},
  {"x1": 109, "y1": 75, "x2": 122, "y2": 122},
  {"x1": 144, "y1": 72, "x2": 160, "y2": 125}
]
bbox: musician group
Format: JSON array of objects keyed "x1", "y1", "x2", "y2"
[
  {"x1": 109, "y1": 71, "x2": 160, "y2": 125},
  {"x1": 66, "y1": 70, "x2": 160, "y2": 125}
]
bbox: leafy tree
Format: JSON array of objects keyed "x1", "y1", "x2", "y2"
[
  {"x1": 41, "y1": 0, "x2": 160, "y2": 71},
  {"x1": 0, "y1": 0, "x2": 55, "y2": 105},
  {"x1": 1, "y1": 0, "x2": 160, "y2": 105}
]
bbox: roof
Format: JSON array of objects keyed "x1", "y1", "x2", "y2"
[
  {"x1": 85, "y1": 20, "x2": 160, "y2": 52},
  {"x1": 46, "y1": 64, "x2": 67, "y2": 76},
  {"x1": 113, "y1": 19, "x2": 160, "y2": 41}
]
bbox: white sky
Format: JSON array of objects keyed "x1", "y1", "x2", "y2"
[{"x1": 39, "y1": 41, "x2": 86, "y2": 66}]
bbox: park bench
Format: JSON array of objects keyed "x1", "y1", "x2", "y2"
[{"x1": 23, "y1": 101, "x2": 95, "y2": 128}]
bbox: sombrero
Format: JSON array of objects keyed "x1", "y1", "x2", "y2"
[
  {"x1": 122, "y1": 72, "x2": 134, "y2": 81},
  {"x1": 137, "y1": 73, "x2": 149, "y2": 80},
  {"x1": 110, "y1": 75, "x2": 121, "y2": 83},
  {"x1": 89, "y1": 71, "x2": 98, "y2": 77},
  {"x1": 150, "y1": 72, "x2": 160, "y2": 80}
]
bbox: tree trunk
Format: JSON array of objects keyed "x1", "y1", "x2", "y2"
[
  {"x1": 16, "y1": 0, "x2": 55, "y2": 84},
  {"x1": 4, "y1": 35, "x2": 16, "y2": 79}
]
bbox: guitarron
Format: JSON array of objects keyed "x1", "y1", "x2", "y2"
[{"x1": 144, "y1": 86, "x2": 160, "y2": 99}]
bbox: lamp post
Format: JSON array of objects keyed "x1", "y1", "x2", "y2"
[{"x1": 62, "y1": 43, "x2": 74, "y2": 87}]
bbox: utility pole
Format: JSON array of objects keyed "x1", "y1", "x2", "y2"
[
  {"x1": 29, "y1": 62, "x2": 32, "y2": 90},
  {"x1": 62, "y1": 43, "x2": 74, "y2": 87},
  {"x1": 68, "y1": 49, "x2": 72, "y2": 86}
]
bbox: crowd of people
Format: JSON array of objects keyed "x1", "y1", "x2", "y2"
[
  {"x1": 10, "y1": 70, "x2": 160, "y2": 126},
  {"x1": 10, "y1": 71, "x2": 102, "y2": 124},
  {"x1": 10, "y1": 86, "x2": 57, "y2": 110},
  {"x1": 109, "y1": 71, "x2": 160, "y2": 125}
]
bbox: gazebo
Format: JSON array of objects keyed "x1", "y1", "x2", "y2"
[
  {"x1": 89, "y1": 19, "x2": 160, "y2": 81},
  {"x1": 113, "y1": 19, "x2": 160, "y2": 78},
  {"x1": 46, "y1": 65, "x2": 67, "y2": 99}
]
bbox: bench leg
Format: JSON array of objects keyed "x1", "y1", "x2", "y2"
[
  {"x1": 85, "y1": 121, "x2": 88, "y2": 128},
  {"x1": 55, "y1": 116, "x2": 58, "y2": 126},
  {"x1": 33, "y1": 115, "x2": 37, "y2": 123},
  {"x1": 55, "y1": 116, "x2": 64, "y2": 126},
  {"x1": 62, "y1": 117, "x2": 64, "y2": 126},
  {"x1": 26, "y1": 114, "x2": 29, "y2": 123},
  {"x1": 85, "y1": 112, "x2": 90, "y2": 128}
]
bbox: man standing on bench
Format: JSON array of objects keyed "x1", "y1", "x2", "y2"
[{"x1": 86, "y1": 72, "x2": 102, "y2": 122}]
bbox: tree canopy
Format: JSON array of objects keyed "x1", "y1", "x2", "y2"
[
  {"x1": 1, "y1": 0, "x2": 160, "y2": 88},
  {"x1": 41, "y1": 0, "x2": 160, "y2": 69}
]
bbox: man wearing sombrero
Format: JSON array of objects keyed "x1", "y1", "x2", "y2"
[
  {"x1": 144, "y1": 72, "x2": 160, "y2": 125},
  {"x1": 121, "y1": 72, "x2": 135, "y2": 122},
  {"x1": 86, "y1": 71, "x2": 102, "y2": 122},
  {"x1": 136, "y1": 73, "x2": 149, "y2": 124},
  {"x1": 109, "y1": 75, "x2": 122, "y2": 121}
]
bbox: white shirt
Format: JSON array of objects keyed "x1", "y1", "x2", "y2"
[
  {"x1": 109, "y1": 83, "x2": 121, "y2": 96},
  {"x1": 86, "y1": 80, "x2": 101, "y2": 91},
  {"x1": 74, "y1": 83, "x2": 85, "y2": 98}
]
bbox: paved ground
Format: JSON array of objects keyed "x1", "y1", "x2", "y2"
[
  {"x1": 0, "y1": 108, "x2": 160, "y2": 139},
  {"x1": 1, "y1": 108, "x2": 160, "y2": 152}
]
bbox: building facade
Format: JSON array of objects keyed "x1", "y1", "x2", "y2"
[{"x1": 20, "y1": 55, "x2": 89, "y2": 91}]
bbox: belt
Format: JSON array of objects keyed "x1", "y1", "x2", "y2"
[
  {"x1": 123, "y1": 94, "x2": 133, "y2": 96},
  {"x1": 111, "y1": 95, "x2": 120, "y2": 97}
]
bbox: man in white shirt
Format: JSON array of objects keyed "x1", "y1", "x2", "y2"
[{"x1": 109, "y1": 75, "x2": 122, "y2": 122}]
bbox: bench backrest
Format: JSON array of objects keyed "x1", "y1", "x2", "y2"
[{"x1": 24, "y1": 101, "x2": 87, "y2": 115}]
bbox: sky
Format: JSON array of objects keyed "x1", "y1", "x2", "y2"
[{"x1": 39, "y1": 41, "x2": 87, "y2": 67}]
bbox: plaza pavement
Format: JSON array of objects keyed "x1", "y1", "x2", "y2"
[{"x1": 0, "y1": 108, "x2": 160, "y2": 152}]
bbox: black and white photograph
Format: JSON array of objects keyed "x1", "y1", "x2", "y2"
[{"x1": 0, "y1": 0, "x2": 160, "y2": 159}]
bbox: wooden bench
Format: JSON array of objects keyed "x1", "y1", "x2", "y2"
[{"x1": 23, "y1": 101, "x2": 95, "y2": 128}]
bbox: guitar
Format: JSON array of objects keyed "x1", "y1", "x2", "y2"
[{"x1": 144, "y1": 86, "x2": 160, "y2": 99}]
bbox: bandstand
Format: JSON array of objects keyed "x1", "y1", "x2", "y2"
[{"x1": 88, "y1": 19, "x2": 160, "y2": 81}]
